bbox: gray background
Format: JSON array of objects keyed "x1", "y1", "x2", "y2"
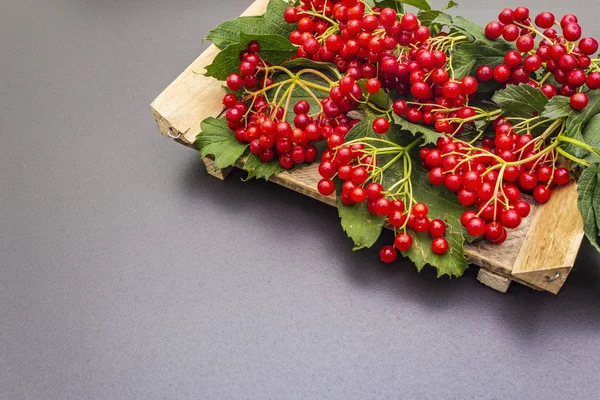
[{"x1": 1, "y1": 0, "x2": 600, "y2": 399}]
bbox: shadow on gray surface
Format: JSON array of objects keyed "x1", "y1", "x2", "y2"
[{"x1": 177, "y1": 157, "x2": 600, "y2": 340}]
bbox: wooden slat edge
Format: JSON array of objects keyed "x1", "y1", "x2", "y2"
[
  {"x1": 511, "y1": 182, "x2": 584, "y2": 294},
  {"x1": 477, "y1": 268, "x2": 511, "y2": 293}
]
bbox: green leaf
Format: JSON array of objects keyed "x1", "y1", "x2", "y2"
[
  {"x1": 206, "y1": 0, "x2": 294, "y2": 49},
  {"x1": 345, "y1": 115, "x2": 414, "y2": 146},
  {"x1": 392, "y1": 113, "x2": 443, "y2": 145},
  {"x1": 205, "y1": 33, "x2": 296, "y2": 81},
  {"x1": 243, "y1": 153, "x2": 286, "y2": 181},
  {"x1": 451, "y1": 16, "x2": 488, "y2": 42},
  {"x1": 444, "y1": 0, "x2": 459, "y2": 9},
  {"x1": 340, "y1": 118, "x2": 469, "y2": 276},
  {"x1": 450, "y1": 44, "x2": 477, "y2": 79},
  {"x1": 417, "y1": 1, "x2": 457, "y2": 29},
  {"x1": 582, "y1": 114, "x2": 600, "y2": 163},
  {"x1": 196, "y1": 117, "x2": 248, "y2": 169},
  {"x1": 431, "y1": 12, "x2": 453, "y2": 28},
  {"x1": 358, "y1": 79, "x2": 393, "y2": 110},
  {"x1": 542, "y1": 96, "x2": 571, "y2": 119},
  {"x1": 565, "y1": 91, "x2": 600, "y2": 158},
  {"x1": 450, "y1": 41, "x2": 514, "y2": 81},
  {"x1": 282, "y1": 58, "x2": 342, "y2": 79},
  {"x1": 446, "y1": 16, "x2": 514, "y2": 78},
  {"x1": 399, "y1": 0, "x2": 432, "y2": 11},
  {"x1": 338, "y1": 200, "x2": 387, "y2": 251},
  {"x1": 336, "y1": 118, "x2": 405, "y2": 250},
  {"x1": 266, "y1": 73, "x2": 330, "y2": 125},
  {"x1": 474, "y1": 80, "x2": 503, "y2": 95},
  {"x1": 491, "y1": 84, "x2": 549, "y2": 119},
  {"x1": 417, "y1": 10, "x2": 443, "y2": 28},
  {"x1": 373, "y1": 0, "x2": 405, "y2": 13},
  {"x1": 403, "y1": 167, "x2": 469, "y2": 278},
  {"x1": 577, "y1": 165, "x2": 600, "y2": 253}
]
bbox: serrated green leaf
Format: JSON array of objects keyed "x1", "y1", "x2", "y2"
[
  {"x1": 282, "y1": 58, "x2": 342, "y2": 79},
  {"x1": 582, "y1": 114, "x2": 600, "y2": 163},
  {"x1": 450, "y1": 40, "x2": 513, "y2": 81},
  {"x1": 417, "y1": 0, "x2": 458, "y2": 29},
  {"x1": 196, "y1": 117, "x2": 248, "y2": 169},
  {"x1": 578, "y1": 165, "x2": 600, "y2": 253},
  {"x1": 392, "y1": 113, "x2": 443, "y2": 145},
  {"x1": 346, "y1": 115, "x2": 414, "y2": 146},
  {"x1": 431, "y1": 12, "x2": 453, "y2": 28},
  {"x1": 338, "y1": 200, "x2": 387, "y2": 251},
  {"x1": 446, "y1": 16, "x2": 513, "y2": 79},
  {"x1": 341, "y1": 118, "x2": 469, "y2": 276},
  {"x1": 565, "y1": 92, "x2": 600, "y2": 158},
  {"x1": 542, "y1": 96, "x2": 571, "y2": 119},
  {"x1": 206, "y1": 0, "x2": 294, "y2": 49},
  {"x1": 337, "y1": 118, "x2": 405, "y2": 250},
  {"x1": 475, "y1": 80, "x2": 503, "y2": 95},
  {"x1": 243, "y1": 153, "x2": 286, "y2": 181},
  {"x1": 266, "y1": 73, "x2": 330, "y2": 125},
  {"x1": 450, "y1": 44, "x2": 477, "y2": 79},
  {"x1": 358, "y1": 79, "x2": 393, "y2": 110},
  {"x1": 491, "y1": 84, "x2": 549, "y2": 119},
  {"x1": 372, "y1": 0, "x2": 405, "y2": 13},
  {"x1": 399, "y1": 165, "x2": 469, "y2": 277},
  {"x1": 417, "y1": 10, "x2": 442, "y2": 28},
  {"x1": 205, "y1": 33, "x2": 296, "y2": 81},
  {"x1": 452, "y1": 16, "x2": 516, "y2": 77},
  {"x1": 445, "y1": 0, "x2": 458, "y2": 9},
  {"x1": 400, "y1": 0, "x2": 432, "y2": 11},
  {"x1": 451, "y1": 16, "x2": 488, "y2": 42}
]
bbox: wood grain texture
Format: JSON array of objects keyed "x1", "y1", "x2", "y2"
[
  {"x1": 512, "y1": 183, "x2": 584, "y2": 294},
  {"x1": 203, "y1": 157, "x2": 233, "y2": 180},
  {"x1": 477, "y1": 268, "x2": 511, "y2": 293},
  {"x1": 150, "y1": 0, "x2": 586, "y2": 294}
]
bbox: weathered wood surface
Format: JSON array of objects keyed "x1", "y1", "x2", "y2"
[
  {"x1": 477, "y1": 269, "x2": 511, "y2": 294},
  {"x1": 150, "y1": 0, "x2": 585, "y2": 294}
]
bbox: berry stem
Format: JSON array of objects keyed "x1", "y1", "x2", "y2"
[
  {"x1": 300, "y1": 9, "x2": 338, "y2": 26},
  {"x1": 513, "y1": 21, "x2": 555, "y2": 45},
  {"x1": 297, "y1": 82, "x2": 325, "y2": 111},
  {"x1": 296, "y1": 68, "x2": 337, "y2": 85},
  {"x1": 281, "y1": 83, "x2": 295, "y2": 121},
  {"x1": 273, "y1": 83, "x2": 295, "y2": 118},
  {"x1": 555, "y1": 147, "x2": 590, "y2": 167},
  {"x1": 538, "y1": 72, "x2": 552, "y2": 86}
]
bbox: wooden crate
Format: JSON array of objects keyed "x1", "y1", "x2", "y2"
[{"x1": 151, "y1": 0, "x2": 585, "y2": 294}]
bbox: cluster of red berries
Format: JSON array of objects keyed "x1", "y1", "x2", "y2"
[
  {"x1": 224, "y1": 42, "x2": 361, "y2": 169},
  {"x1": 225, "y1": 40, "x2": 272, "y2": 97},
  {"x1": 317, "y1": 138, "x2": 451, "y2": 259},
  {"x1": 285, "y1": 1, "x2": 429, "y2": 74},
  {"x1": 393, "y1": 99, "x2": 477, "y2": 135},
  {"x1": 285, "y1": 2, "x2": 467, "y2": 94},
  {"x1": 422, "y1": 118, "x2": 571, "y2": 244},
  {"x1": 385, "y1": 43, "x2": 480, "y2": 135},
  {"x1": 284, "y1": 1, "x2": 483, "y2": 135},
  {"x1": 483, "y1": 7, "x2": 599, "y2": 110},
  {"x1": 326, "y1": 74, "x2": 393, "y2": 133},
  {"x1": 380, "y1": 205, "x2": 451, "y2": 264}
]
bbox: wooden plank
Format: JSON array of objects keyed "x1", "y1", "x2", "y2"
[
  {"x1": 203, "y1": 157, "x2": 234, "y2": 180},
  {"x1": 150, "y1": 0, "x2": 586, "y2": 293},
  {"x1": 477, "y1": 268, "x2": 511, "y2": 293},
  {"x1": 511, "y1": 183, "x2": 584, "y2": 294}
]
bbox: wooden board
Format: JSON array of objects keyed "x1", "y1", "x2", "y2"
[{"x1": 151, "y1": 0, "x2": 585, "y2": 294}]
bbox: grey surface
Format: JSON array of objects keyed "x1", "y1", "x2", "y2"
[{"x1": 2, "y1": 0, "x2": 600, "y2": 399}]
